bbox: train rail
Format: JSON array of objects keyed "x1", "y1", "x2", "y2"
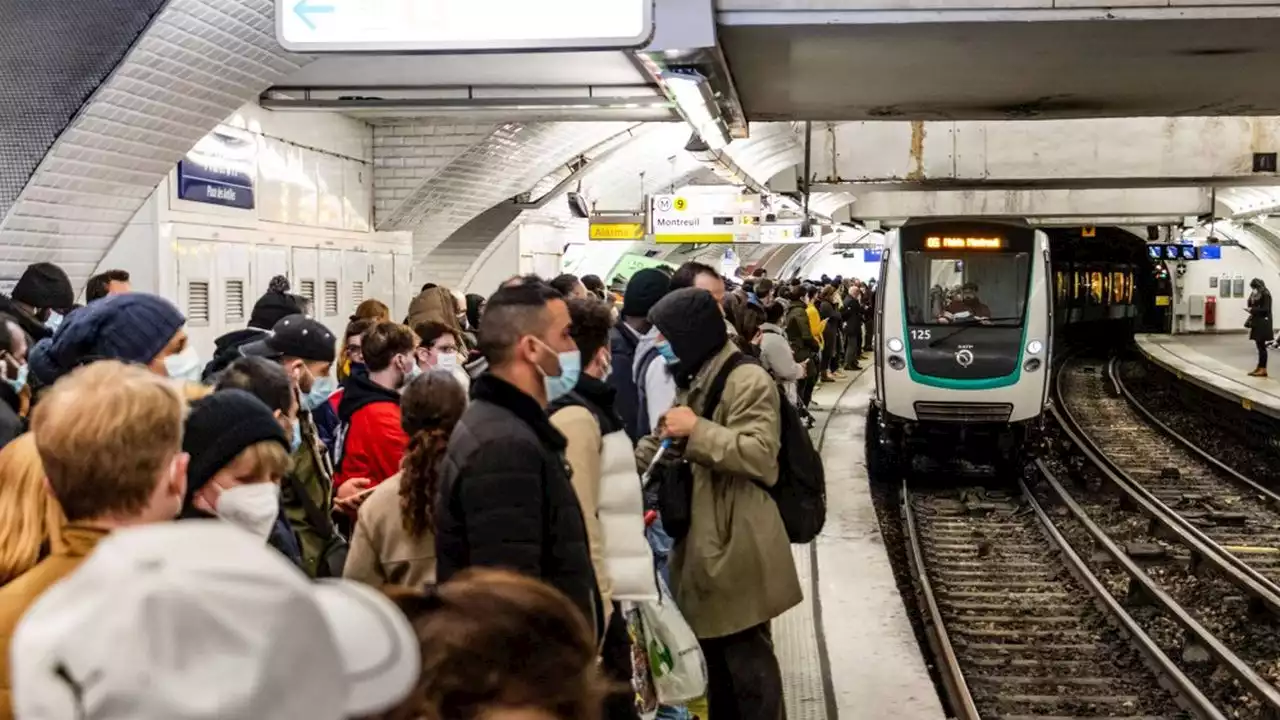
[
  {"x1": 1048, "y1": 354, "x2": 1280, "y2": 715},
  {"x1": 1054, "y1": 357, "x2": 1280, "y2": 611},
  {"x1": 902, "y1": 479, "x2": 1211, "y2": 720}
]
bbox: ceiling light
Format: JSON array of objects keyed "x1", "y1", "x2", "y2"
[{"x1": 662, "y1": 71, "x2": 730, "y2": 151}]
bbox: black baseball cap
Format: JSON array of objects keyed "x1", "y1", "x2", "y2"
[{"x1": 240, "y1": 314, "x2": 337, "y2": 364}]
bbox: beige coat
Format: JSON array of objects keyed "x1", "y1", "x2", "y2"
[
  {"x1": 637, "y1": 343, "x2": 802, "y2": 639},
  {"x1": 406, "y1": 287, "x2": 466, "y2": 348},
  {"x1": 345, "y1": 473, "x2": 437, "y2": 589},
  {"x1": 551, "y1": 406, "x2": 614, "y2": 618}
]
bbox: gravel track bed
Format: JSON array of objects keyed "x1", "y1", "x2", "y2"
[
  {"x1": 1059, "y1": 362, "x2": 1280, "y2": 586},
  {"x1": 910, "y1": 487, "x2": 1184, "y2": 719}
]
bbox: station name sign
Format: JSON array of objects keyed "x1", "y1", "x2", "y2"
[
  {"x1": 277, "y1": 0, "x2": 653, "y2": 53},
  {"x1": 925, "y1": 236, "x2": 1003, "y2": 250},
  {"x1": 650, "y1": 193, "x2": 762, "y2": 245}
]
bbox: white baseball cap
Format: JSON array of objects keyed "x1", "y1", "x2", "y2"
[{"x1": 11, "y1": 521, "x2": 420, "y2": 720}]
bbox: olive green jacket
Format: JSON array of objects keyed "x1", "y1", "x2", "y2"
[
  {"x1": 282, "y1": 409, "x2": 336, "y2": 577},
  {"x1": 637, "y1": 343, "x2": 802, "y2": 639}
]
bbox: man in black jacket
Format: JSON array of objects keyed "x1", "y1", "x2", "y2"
[{"x1": 435, "y1": 282, "x2": 603, "y2": 641}]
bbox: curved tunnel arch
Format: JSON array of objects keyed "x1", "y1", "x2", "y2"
[{"x1": 0, "y1": 0, "x2": 311, "y2": 288}]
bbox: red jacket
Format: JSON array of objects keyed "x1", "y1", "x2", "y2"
[{"x1": 333, "y1": 374, "x2": 407, "y2": 488}]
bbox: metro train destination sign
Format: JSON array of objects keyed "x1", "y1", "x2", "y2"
[{"x1": 277, "y1": 0, "x2": 653, "y2": 53}]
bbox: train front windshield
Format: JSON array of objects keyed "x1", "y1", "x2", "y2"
[{"x1": 903, "y1": 250, "x2": 1031, "y2": 326}]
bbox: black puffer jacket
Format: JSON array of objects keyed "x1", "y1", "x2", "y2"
[{"x1": 435, "y1": 373, "x2": 603, "y2": 640}]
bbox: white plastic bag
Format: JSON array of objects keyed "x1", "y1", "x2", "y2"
[{"x1": 637, "y1": 577, "x2": 707, "y2": 705}]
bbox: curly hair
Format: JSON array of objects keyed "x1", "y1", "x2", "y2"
[{"x1": 399, "y1": 370, "x2": 467, "y2": 538}]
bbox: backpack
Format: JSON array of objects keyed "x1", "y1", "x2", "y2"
[
  {"x1": 633, "y1": 344, "x2": 663, "y2": 439},
  {"x1": 656, "y1": 353, "x2": 827, "y2": 544}
]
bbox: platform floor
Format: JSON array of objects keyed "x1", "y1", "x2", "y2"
[
  {"x1": 774, "y1": 370, "x2": 944, "y2": 720},
  {"x1": 1134, "y1": 333, "x2": 1280, "y2": 420}
]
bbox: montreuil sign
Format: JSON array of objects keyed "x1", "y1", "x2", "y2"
[{"x1": 589, "y1": 215, "x2": 647, "y2": 241}]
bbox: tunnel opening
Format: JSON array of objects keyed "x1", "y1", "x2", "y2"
[{"x1": 1045, "y1": 227, "x2": 1153, "y2": 349}]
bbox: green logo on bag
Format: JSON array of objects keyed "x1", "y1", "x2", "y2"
[{"x1": 648, "y1": 638, "x2": 674, "y2": 678}]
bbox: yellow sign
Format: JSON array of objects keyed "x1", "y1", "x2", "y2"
[
  {"x1": 1244, "y1": 398, "x2": 1254, "y2": 411},
  {"x1": 1082, "y1": 226, "x2": 1097, "y2": 237},
  {"x1": 654, "y1": 233, "x2": 735, "y2": 244},
  {"x1": 589, "y1": 222, "x2": 645, "y2": 241},
  {"x1": 673, "y1": 197, "x2": 687, "y2": 211},
  {"x1": 1155, "y1": 296, "x2": 1171, "y2": 306},
  {"x1": 925, "y1": 236, "x2": 1003, "y2": 250}
]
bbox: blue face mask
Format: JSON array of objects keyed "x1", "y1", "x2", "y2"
[
  {"x1": 5, "y1": 363, "x2": 27, "y2": 394},
  {"x1": 656, "y1": 342, "x2": 679, "y2": 366},
  {"x1": 290, "y1": 419, "x2": 302, "y2": 453},
  {"x1": 301, "y1": 375, "x2": 338, "y2": 412},
  {"x1": 44, "y1": 312, "x2": 63, "y2": 333},
  {"x1": 536, "y1": 339, "x2": 581, "y2": 403}
]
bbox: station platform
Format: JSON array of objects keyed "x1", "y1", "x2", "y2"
[
  {"x1": 1134, "y1": 333, "x2": 1280, "y2": 420},
  {"x1": 775, "y1": 370, "x2": 944, "y2": 720}
]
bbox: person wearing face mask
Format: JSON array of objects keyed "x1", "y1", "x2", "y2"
[
  {"x1": 0, "y1": 361, "x2": 189, "y2": 719},
  {"x1": 333, "y1": 322, "x2": 415, "y2": 513},
  {"x1": 213, "y1": 357, "x2": 307, "y2": 569},
  {"x1": 238, "y1": 316, "x2": 347, "y2": 576},
  {"x1": 0, "y1": 263, "x2": 74, "y2": 344},
  {"x1": 435, "y1": 282, "x2": 604, "y2": 644},
  {"x1": 412, "y1": 320, "x2": 470, "y2": 393},
  {"x1": 179, "y1": 390, "x2": 293, "y2": 546},
  {"x1": 26, "y1": 293, "x2": 191, "y2": 395},
  {"x1": 0, "y1": 315, "x2": 29, "y2": 450},
  {"x1": 549, "y1": 297, "x2": 657, "y2": 720}
]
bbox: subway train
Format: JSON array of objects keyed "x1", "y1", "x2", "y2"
[
  {"x1": 867, "y1": 219, "x2": 1053, "y2": 477},
  {"x1": 1046, "y1": 227, "x2": 1145, "y2": 342}
]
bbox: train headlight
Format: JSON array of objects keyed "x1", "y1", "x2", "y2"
[
  {"x1": 886, "y1": 337, "x2": 904, "y2": 353},
  {"x1": 1026, "y1": 340, "x2": 1044, "y2": 355},
  {"x1": 888, "y1": 355, "x2": 906, "y2": 371},
  {"x1": 1024, "y1": 358, "x2": 1042, "y2": 372}
]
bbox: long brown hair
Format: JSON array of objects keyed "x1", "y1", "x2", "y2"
[
  {"x1": 375, "y1": 569, "x2": 607, "y2": 720},
  {"x1": 0, "y1": 434, "x2": 64, "y2": 585},
  {"x1": 398, "y1": 371, "x2": 467, "y2": 538}
]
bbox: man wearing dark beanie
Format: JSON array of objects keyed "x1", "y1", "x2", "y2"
[
  {"x1": 607, "y1": 268, "x2": 671, "y2": 442},
  {"x1": 637, "y1": 287, "x2": 799, "y2": 720},
  {"x1": 0, "y1": 262, "x2": 74, "y2": 342}
]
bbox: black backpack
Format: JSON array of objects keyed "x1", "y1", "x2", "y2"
[{"x1": 655, "y1": 353, "x2": 827, "y2": 544}]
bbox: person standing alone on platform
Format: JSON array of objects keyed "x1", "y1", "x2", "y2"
[{"x1": 1248, "y1": 278, "x2": 1273, "y2": 377}]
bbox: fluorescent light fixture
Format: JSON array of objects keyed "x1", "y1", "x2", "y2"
[{"x1": 662, "y1": 71, "x2": 730, "y2": 151}]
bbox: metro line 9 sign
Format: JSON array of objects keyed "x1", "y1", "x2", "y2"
[{"x1": 277, "y1": 0, "x2": 653, "y2": 53}]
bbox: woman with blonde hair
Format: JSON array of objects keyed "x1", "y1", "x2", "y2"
[{"x1": 0, "y1": 434, "x2": 63, "y2": 586}]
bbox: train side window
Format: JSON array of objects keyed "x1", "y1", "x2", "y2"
[{"x1": 1089, "y1": 272, "x2": 1103, "y2": 305}]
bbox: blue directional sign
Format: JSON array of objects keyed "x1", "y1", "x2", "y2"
[{"x1": 276, "y1": 0, "x2": 653, "y2": 53}]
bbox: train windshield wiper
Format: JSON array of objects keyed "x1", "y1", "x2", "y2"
[{"x1": 928, "y1": 317, "x2": 1024, "y2": 347}]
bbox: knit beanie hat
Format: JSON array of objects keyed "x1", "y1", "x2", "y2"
[
  {"x1": 249, "y1": 291, "x2": 303, "y2": 331},
  {"x1": 622, "y1": 269, "x2": 671, "y2": 319},
  {"x1": 27, "y1": 293, "x2": 185, "y2": 386},
  {"x1": 182, "y1": 389, "x2": 289, "y2": 506},
  {"x1": 13, "y1": 263, "x2": 73, "y2": 309},
  {"x1": 648, "y1": 287, "x2": 728, "y2": 387}
]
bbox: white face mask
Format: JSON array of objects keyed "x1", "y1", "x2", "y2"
[
  {"x1": 163, "y1": 346, "x2": 203, "y2": 383},
  {"x1": 435, "y1": 350, "x2": 458, "y2": 371},
  {"x1": 214, "y1": 483, "x2": 280, "y2": 541}
]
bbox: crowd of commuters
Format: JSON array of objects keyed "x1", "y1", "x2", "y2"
[{"x1": 0, "y1": 258, "x2": 870, "y2": 720}]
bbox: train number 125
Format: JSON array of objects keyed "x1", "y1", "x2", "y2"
[{"x1": 910, "y1": 329, "x2": 931, "y2": 340}]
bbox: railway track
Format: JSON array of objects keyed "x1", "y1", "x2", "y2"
[
  {"x1": 903, "y1": 482, "x2": 1206, "y2": 720},
  {"x1": 1056, "y1": 358, "x2": 1280, "y2": 603}
]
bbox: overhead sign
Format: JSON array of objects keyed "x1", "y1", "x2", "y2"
[
  {"x1": 176, "y1": 128, "x2": 256, "y2": 210},
  {"x1": 863, "y1": 248, "x2": 883, "y2": 263},
  {"x1": 760, "y1": 224, "x2": 814, "y2": 245},
  {"x1": 925, "y1": 236, "x2": 1003, "y2": 250},
  {"x1": 277, "y1": 0, "x2": 652, "y2": 53},
  {"x1": 589, "y1": 214, "x2": 646, "y2": 241},
  {"x1": 650, "y1": 193, "x2": 762, "y2": 244}
]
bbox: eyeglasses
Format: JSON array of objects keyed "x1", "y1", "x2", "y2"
[{"x1": 344, "y1": 344, "x2": 362, "y2": 356}]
